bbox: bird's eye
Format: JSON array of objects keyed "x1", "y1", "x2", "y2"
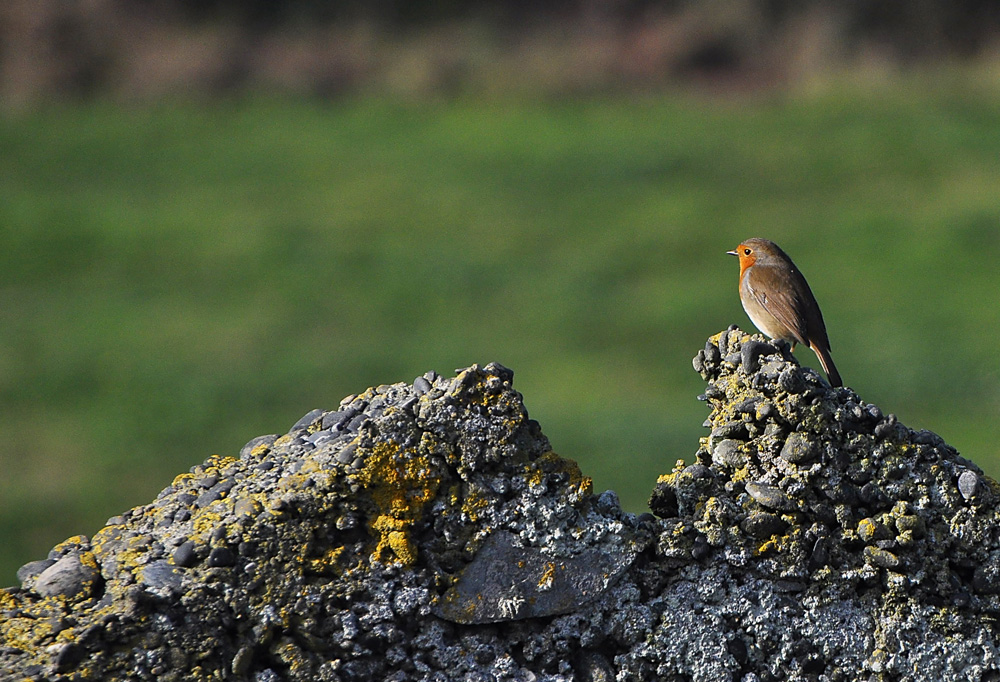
[{"x1": 743, "y1": 248, "x2": 752, "y2": 256}]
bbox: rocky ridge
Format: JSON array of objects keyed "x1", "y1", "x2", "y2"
[{"x1": 1, "y1": 329, "x2": 998, "y2": 681}]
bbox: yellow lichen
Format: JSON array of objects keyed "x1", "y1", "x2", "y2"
[
  {"x1": 526, "y1": 452, "x2": 593, "y2": 497},
  {"x1": 308, "y1": 546, "x2": 345, "y2": 575},
  {"x1": 90, "y1": 524, "x2": 124, "y2": 558},
  {"x1": 386, "y1": 529, "x2": 417, "y2": 566},
  {"x1": 356, "y1": 440, "x2": 444, "y2": 566},
  {"x1": 189, "y1": 499, "x2": 237, "y2": 544},
  {"x1": 78, "y1": 551, "x2": 99, "y2": 570},
  {"x1": 857, "y1": 517, "x2": 878, "y2": 540},
  {"x1": 0, "y1": 589, "x2": 17, "y2": 611},
  {"x1": 538, "y1": 562, "x2": 556, "y2": 590},
  {"x1": 461, "y1": 485, "x2": 490, "y2": 522},
  {"x1": 247, "y1": 441, "x2": 272, "y2": 458},
  {"x1": 212, "y1": 454, "x2": 237, "y2": 469},
  {"x1": 729, "y1": 466, "x2": 752, "y2": 484},
  {"x1": 50, "y1": 536, "x2": 88, "y2": 555},
  {"x1": 272, "y1": 434, "x2": 295, "y2": 448}
]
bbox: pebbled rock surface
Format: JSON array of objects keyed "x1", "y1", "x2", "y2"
[{"x1": 2, "y1": 335, "x2": 999, "y2": 681}]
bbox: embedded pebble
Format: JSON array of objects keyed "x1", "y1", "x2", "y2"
[
  {"x1": 597, "y1": 490, "x2": 621, "y2": 514},
  {"x1": 711, "y1": 421, "x2": 748, "y2": 440},
  {"x1": 139, "y1": 560, "x2": 182, "y2": 593},
  {"x1": 973, "y1": 563, "x2": 1000, "y2": 594},
  {"x1": 712, "y1": 439, "x2": 744, "y2": 468},
  {"x1": 740, "y1": 512, "x2": 788, "y2": 539},
  {"x1": 857, "y1": 518, "x2": 890, "y2": 544},
  {"x1": 328, "y1": 409, "x2": 357, "y2": 431},
  {"x1": 306, "y1": 430, "x2": 332, "y2": 445},
  {"x1": 745, "y1": 482, "x2": 795, "y2": 511},
  {"x1": 34, "y1": 552, "x2": 99, "y2": 599},
  {"x1": 195, "y1": 487, "x2": 224, "y2": 508},
  {"x1": 172, "y1": 541, "x2": 198, "y2": 568},
  {"x1": 54, "y1": 643, "x2": 84, "y2": 673},
  {"x1": 808, "y1": 537, "x2": 829, "y2": 569},
  {"x1": 780, "y1": 432, "x2": 819, "y2": 464},
  {"x1": 240, "y1": 435, "x2": 277, "y2": 460},
  {"x1": 692, "y1": 351, "x2": 707, "y2": 374},
  {"x1": 336, "y1": 442, "x2": 358, "y2": 464},
  {"x1": 741, "y1": 340, "x2": 776, "y2": 375},
  {"x1": 683, "y1": 464, "x2": 712, "y2": 479},
  {"x1": 346, "y1": 413, "x2": 367, "y2": 432},
  {"x1": 17, "y1": 559, "x2": 54, "y2": 585},
  {"x1": 703, "y1": 341, "x2": 721, "y2": 365},
  {"x1": 291, "y1": 408, "x2": 324, "y2": 431},
  {"x1": 859, "y1": 482, "x2": 889, "y2": 509},
  {"x1": 958, "y1": 471, "x2": 982, "y2": 501},
  {"x1": 413, "y1": 376, "x2": 432, "y2": 395},
  {"x1": 864, "y1": 546, "x2": 900, "y2": 569},
  {"x1": 777, "y1": 367, "x2": 805, "y2": 394},
  {"x1": 207, "y1": 547, "x2": 236, "y2": 568},
  {"x1": 690, "y1": 535, "x2": 713, "y2": 560},
  {"x1": 874, "y1": 414, "x2": 899, "y2": 439},
  {"x1": 196, "y1": 474, "x2": 219, "y2": 489}
]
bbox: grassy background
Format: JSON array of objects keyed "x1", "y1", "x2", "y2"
[{"x1": 2, "y1": 80, "x2": 999, "y2": 582}]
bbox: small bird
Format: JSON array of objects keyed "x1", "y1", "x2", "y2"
[{"x1": 728, "y1": 238, "x2": 842, "y2": 387}]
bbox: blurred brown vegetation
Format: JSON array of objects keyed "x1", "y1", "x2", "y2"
[{"x1": 2, "y1": 0, "x2": 999, "y2": 105}]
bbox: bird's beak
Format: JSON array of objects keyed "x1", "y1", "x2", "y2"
[{"x1": 726, "y1": 250, "x2": 737, "y2": 256}]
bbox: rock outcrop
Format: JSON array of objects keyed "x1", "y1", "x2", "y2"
[{"x1": 2, "y1": 329, "x2": 999, "y2": 681}]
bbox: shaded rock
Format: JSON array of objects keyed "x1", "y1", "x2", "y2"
[{"x1": 434, "y1": 530, "x2": 639, "y2": 624}]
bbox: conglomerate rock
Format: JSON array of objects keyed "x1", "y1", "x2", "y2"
[{"x1": 2, "y1": 330, "x2": 999, "y2": 681}]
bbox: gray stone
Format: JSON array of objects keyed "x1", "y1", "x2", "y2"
[
  {"x1": 172, "y1": 541, "x2": 198, "y2": 568},
  {"x1": 958, "y1": 470, "x2": 982, "y2": 501},
  {"x1": 240, "y1": 435, "x2": 277, "y2": 460},
  {"x1": 712, "y1": 439, "x2": 744, "y2": 468},
  {"x1": 740, "y1": 512, "x2": 788, "y2": 539},
  {"x1": 777, "y1": 366, "x2": 806, "y2": 393},
  {"x1": 291, "y1": 408, "x2": 324, "y2": 431},
  {"x1": 745, "y1": 482, "x2": 795, "y2": 511},
  {"x1": 207, "y1": 547, "x2": 235, "y2": 567},
  {"x1": 779, "y1": 432, "x2": 819, "y2": 464},
  {"x1": 16, "y1": 559, "x2": 54, "y2": 585},
  {"x1": 33, "y1": 551, "x2": 99, "y2": 599},
  {"x1": 740, "y1": 339, "x2": 776, "y2": 375},
  {"x1": 139, "y1": 560, "x2": 182, "y2": 594}
]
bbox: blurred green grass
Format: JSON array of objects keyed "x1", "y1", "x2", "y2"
[{"x1": 2, "y1": 83, "x2": 999, "y2": 582}]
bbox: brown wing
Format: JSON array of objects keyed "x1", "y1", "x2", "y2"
[{"x1": 743, "y1": 268, "x2": 810, "y2": 346}]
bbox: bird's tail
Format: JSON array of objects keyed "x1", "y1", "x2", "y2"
[{"x1": 809, "y1": 342, "x2": 842, "y2": 388}]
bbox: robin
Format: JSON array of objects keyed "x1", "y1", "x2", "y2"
[{"x1": 727, "y1": 238, "x2": 842, "y2": 387}]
